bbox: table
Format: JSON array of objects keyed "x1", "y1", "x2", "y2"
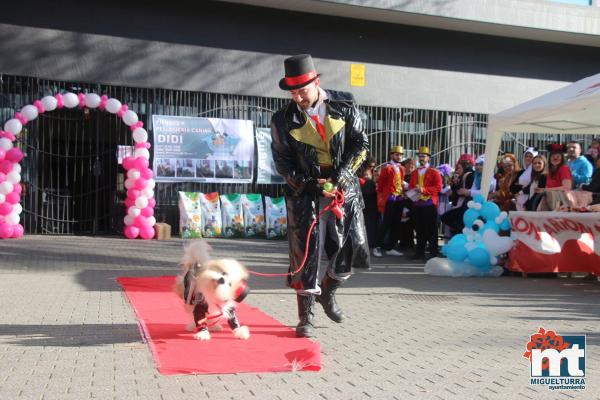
[{"x1": 508, "y1": 211, "x2": 600, "y2": 275}]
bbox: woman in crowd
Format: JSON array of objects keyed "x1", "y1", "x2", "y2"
[
  {"x1": 537, "y1": 144, "x2": 573, "y2": 210},
  {"x1": 513, "y1": 147, "x2": 538, "y2": 210},
  {"x1": 493, "y1": 153, "x2": 521, "y2": 211},
  {"x1": 581, "y1": 155, "x2": 600, "y2": 205},
  {"x1": 441, "y1": 154, "x2": 475, "y2": 234},
  {"x1": 524, "y1": 155, "x2": 547, "y2": 211}
]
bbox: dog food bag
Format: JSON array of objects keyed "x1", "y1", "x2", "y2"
[
  {"x1": 178, "y1": 191, "x2": 203, "y2": 239},
  {"x1": 265, "y1": 196, "x2": 287, "y2": 239},
  {"x1": 220, "y1": 193, "x2": 244, "y2": 238},
  {"x1": 241, "y1": 193, "x2": 265, "y2": 237},
  {"x1": 198, "y1": 192, "x2": 222, "y2": 237}
]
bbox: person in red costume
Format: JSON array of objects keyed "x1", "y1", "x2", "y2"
[
  {"x1": 408, "y1": 146, "x2": 443, "y2": 260},
  {"x1": 373, "y1": 145, "x2": 407, "y2": 257}
]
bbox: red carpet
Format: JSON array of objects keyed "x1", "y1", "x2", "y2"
[{"x1": 117, "y1": 276, "x2": 321, "y2": 375}]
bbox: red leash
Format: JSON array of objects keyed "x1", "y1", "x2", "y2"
[{"x1": 247, "y1": 189, "x2": 345, "y2": 278}]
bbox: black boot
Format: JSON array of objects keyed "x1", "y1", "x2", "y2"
[
  {"x1": 318, "y1": 275, "x2": 345, "y2": 323},
  {"x1": 295, "y1": 294, "x2": 315, "y2": 338}
]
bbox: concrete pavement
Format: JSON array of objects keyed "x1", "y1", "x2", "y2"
[{"x1": 0, "y1": 235, "x2": 599, "y2": 400}]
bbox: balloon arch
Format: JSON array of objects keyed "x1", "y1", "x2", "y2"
[{"x1": 0, "y1": 92, "x2": 156, "y2": 240}]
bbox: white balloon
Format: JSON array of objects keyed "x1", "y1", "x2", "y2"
[
  {"x1": 128, "y1": 207, "x2": 141, "y2": 217},
  {"x1": 0, "y1": 138, "x2": 13, "y2": 151},
  {"x1": 12, "y1": 164, "x2": 21, "y2": 174},
  {"x1": 135, "y1": 196, "x2": 148, "y2": 209},
  {"x1": 84, "y1": 93, "x2": 101, "y2": 108},
  {"x1": 4, "y1": 119, "x2": 22, "y2": 135},
  {"x1": 482, "y1": 229, "x2": 515, "y2": 257},
  {"x1": 63, "y1": 92, "x2": 79, "y2": 108},
  {"x1": 0, "y1": 194, "x2": 4, "y2": 203},
  {"x1": 105, "y1": 98, "x2": 122, "y2": 114},
  {"x1": 134, "y1": 148, "x2": 150, "y2": 159},
  {"x1": 5, "y1": 212, "x2": 19, "y2": 225},
  {"x1": 141, "y1": 188, "x2": 154, "y2": 198},
  {"x1": 21, "y1": 105, "x2": 39, "y2": 121},
  {"x1": 127, "y1": 168, "x2": 141, "y2": 180},
  {"x1": 122, "y1": 110, "x2": 139, "y2": 126},
  {"x1": 148, "y1": 179, "x2": 156, "y2": 189},
  {"x1": 41, "y1": 95, "x2": 58, "y2": 112},
  {"x1": 123, "y1": 215, "x2": 134, "y2": 226},
  {"x1": 147, "y1": 216, "x2": 156, "y2": 226},
  {"x1": 0, "y1": 181, "x2": 13, "y2": 195},
  {"x1": 6, "y1": 172, "x2": 20, "y2": 184},
  {"x1": 13, "y1": 203, "x2": 22, "y2": 215},
  {"x1": 124, "y1": 179, "x2": 134, "y2": 189},
  {"x1": 132, "y1": 128, "x2": 148, "y2": 143},
  {"x1": 466, "y1": 200, "x2": 475, "y2": 209}
]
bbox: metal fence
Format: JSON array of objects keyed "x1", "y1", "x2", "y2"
[{"x1": 1, "y1": 74, "x2": 596, "y2": 235}]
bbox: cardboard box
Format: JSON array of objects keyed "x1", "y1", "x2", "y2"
[{"x1": 155, "y1": 222, "x2": 172, "y2": 240}]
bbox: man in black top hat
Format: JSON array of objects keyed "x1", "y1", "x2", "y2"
[{"x1": 271, "y1": 54, "x2": 370, "y2": 338}]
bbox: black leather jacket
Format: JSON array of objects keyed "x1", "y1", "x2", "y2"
[
  {"x1": 270, "y1": 89, "x2": 370, "y2": 290},
  {"x1": 270, "y1": 89, "x2": 368, "y2": 199}
]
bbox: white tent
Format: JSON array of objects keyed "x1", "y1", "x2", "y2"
[{"x1": 482, "y1": 72, "x2": 600, "y2": 197}]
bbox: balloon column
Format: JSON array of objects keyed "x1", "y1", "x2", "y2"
[
  {"x1": 1, "y1": 92, "x2": 156, "y2": 240},
  {"x1": 425, "y1": 194, "x2": 515, "y2": 277}
]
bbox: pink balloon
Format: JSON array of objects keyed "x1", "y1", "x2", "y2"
[
  {"x1": 0, "y1": 222, "x2": 13, "y2": 239},
  {"x1": 127, "y1": 189, "x2": 141, "y2": 200},
  {"x1": 5, "y1": 192, "x2": 19, "y2": 204},
  {"x1": 134, "y1": 215, "x2": 148, "y2": 228},
  {"x1": 0, "y1": 149, "x2": 5, "y2": 161},
  {"x1": 139, "y1": 226, "x2": 155, "y2": 240},
  {"x1": 6, "y1": 148, "x2": 24, "y2": 163},
  {"x1": 124, "y1": 225, "x2": 140, "y2": 239},
  {"x1": 140, "y1": 207, "x2": 154, "y2": 217},
  {"x1": 124, "y1": 198, "x2": 134, "y2": 208},
  {"x1": 133, "y1": 178, "x2": 147, "y2": 190},
  {"x1": 0, "y1": 160, "x2": 12, "y2": 174},
  {"x1": 0, "y1": 173, "x2": 5, "y2": 183},
  {"x1": 0, "y1": 202, "x2": 12, "y2": 216},
  {"x1": 122, "y1": 156, "x2": 134, "y2": 170},
  {"x1": 12, "y1": 183, "x2": 22, "y2": 195},
  {"x1": 134, "y1": 157, "x2": 149, "y2": 170},
  {"x1": 140, "y1": 168, "x2": 154, "y2": 179},
  {"x1": 148, "y1": 198, "x2": 156, "y2": 208},
  {"x1": 11, "y1": 223, "x2": 23, "y2": 238}
]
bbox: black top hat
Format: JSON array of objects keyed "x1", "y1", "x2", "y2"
[{"x1": 279, "y1": 54, "x2": 321, "y2": 91}]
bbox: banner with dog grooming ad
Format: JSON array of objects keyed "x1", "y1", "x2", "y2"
[
  {"x1": 255, "y1": 127, "x2": 285, "y2": 184},
  {"x1": 508, "y1": 211, "x2": 600, "y2": 274},
  {"x1": 152, "y1": 115, "x2": 254, "y2": 183}
]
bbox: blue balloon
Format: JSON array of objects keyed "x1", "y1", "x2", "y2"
[
  {"x1": 463, "y1": 209, "x2": 480, "y2": 228},
  {"x1": 500, "y1": 218, "x2": 511, "y2": 231},
  {"x1": 467, "y1": 247, "x2": 490, "y2": 268},
  {"x1": 473, "y1": 194, "x2": 485, "y2": 204},
  {"x1": 480, "y1": 201, "x2": 501, "y2": 222},
  {"x1": 482, "y1": 220, "x2": 500, "y2": 233},
  {"x1": 447, "y1": 244, "x2": 468, "y2": 261},
  {"x1": 449, "y1": 233, "x2": 467, "y2": 247}
]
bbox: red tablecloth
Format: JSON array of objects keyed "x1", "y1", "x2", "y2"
[{"x1": 508, "y1": 211, "x2": 600, "y2": 274}]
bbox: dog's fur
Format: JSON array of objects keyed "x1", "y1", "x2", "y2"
[{"x1": 174, "y1": 241, "x2": 250, "y2": 341}]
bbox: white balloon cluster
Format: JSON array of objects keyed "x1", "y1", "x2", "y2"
[{"x1": 0, "y1": 92, "x2": 156, "y2": 240}]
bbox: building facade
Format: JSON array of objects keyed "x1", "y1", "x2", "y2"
[{"x1": 1, "y1": 0, "x2": 599, "y2": 234}]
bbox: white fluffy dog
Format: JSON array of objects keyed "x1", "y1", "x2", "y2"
[{"x1": 174, "y1": 241, "x2": 250, "y2": 341}]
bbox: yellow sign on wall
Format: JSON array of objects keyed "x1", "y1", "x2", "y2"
[{"x1": 350, "y1": 64, "x2": 365, "y2": 87}]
